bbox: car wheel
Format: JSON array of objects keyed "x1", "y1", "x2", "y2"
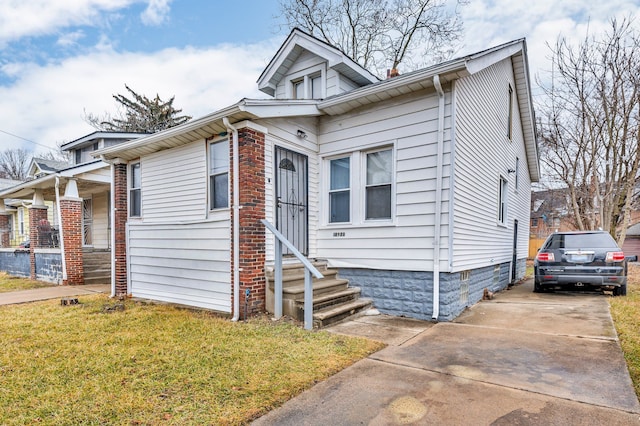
[
  {"x1": 534, "y1": 279, "x2": 543, "y2": 293},
  {"x1": 613, "y1": 284, "x2": 627, "y2": 297}
]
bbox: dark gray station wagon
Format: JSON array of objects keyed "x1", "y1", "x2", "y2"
[{"x1": 534, "y1": 231, "x2": 628, "y2": 296}]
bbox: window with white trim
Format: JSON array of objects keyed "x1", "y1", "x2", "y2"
[
  {"x1": 129, "y1": 162, "x2": 141, "y2": 217},
  {"x1": 515, "y1": 157, "x2": 519, "y2": 190},
  {"x1": 288, "y1": 65, "x2": 324, "y2": 99},
  {"x1": 365, "y1": 148, "x2": 393, "y2": 220},
  {"x1": 325, "y1": 146, "x2": 394, "y2": 225},
  {"x1": 329, "y1": 157, "x2": 350, "y2": 223},
  {"x1": 498, "y1": 176, "x2": 508, "y2": 224},
  {"x1": 209, "y1": 139, "x2": 229, "y2": 209}
]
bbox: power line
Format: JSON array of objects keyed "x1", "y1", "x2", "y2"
[{"x1": 0, "y1": 128, "x2": 58, "y2": 151}]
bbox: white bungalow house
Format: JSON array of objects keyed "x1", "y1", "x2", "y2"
[
  {"x1": 0, "y1": 131, "x2": 147, "y2": 284},
  {"x1": 96, "y1": 29, "x2": 539, "y2": 324}
]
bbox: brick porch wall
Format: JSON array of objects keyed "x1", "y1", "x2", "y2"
[
  {"x1": 60, "y1": 198, "x2": 84, "y2": 285},
  {"x1": 28, "y1": 206, "x2": 48, "y2": 280},
  {"x1": 113, "y1": 163, "x2": 128, "y2": 295},
  {"x1": 231, "y1": 127, "x2": 266, "y2": 318}
]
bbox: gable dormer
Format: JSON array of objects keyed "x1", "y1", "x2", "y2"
[
  {"x1": 60, "y1": 131, "x2": 149, "y2": 165},
  {"x1": 257, "y1": 28, "x2": 379, "y2": 100}
]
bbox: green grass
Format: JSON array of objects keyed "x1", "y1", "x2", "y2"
[
  {"x1": 0, "y1": 272, "x2": 56, "y2": 293},
  {"x1": 0, "y1": 296, "x2": 384, "y2": 425},
  {"x1": 610, "y1": 263, "x2": 640, "y2": 398}
]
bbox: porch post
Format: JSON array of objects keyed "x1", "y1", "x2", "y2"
[
  {"x1": 113, "y1": 163, "x2": 128, "y2": 296},
  {"x1": 0, "y1": 201, "x2": 9, "y2": 248},
  {"x1": 28, "y1": 190, "x2": 48, "y2": 280},
  {"x1": 231, "y1": 126, "x2": 266, "y2": 318},
  {"x1": 60, "y1": 180, "x2": 84, "y2": 285}
]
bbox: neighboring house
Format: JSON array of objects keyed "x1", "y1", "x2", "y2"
[
  {"x1": 529, "y1": 188, "x2": 575, "y2": 235},
  {"x1": 0, "y1": 131, "x2": 147, "y2": 283},
  {"x1": 96, "y1": 29, "x2": 539, "y2": 322}
]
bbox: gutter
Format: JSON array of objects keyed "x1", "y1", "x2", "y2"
[
  {"x1": 109, "y1": 163, "x2": 116, "y2": 297},
  {"x1": 432, "y1": 75, "x2": 445, "y2": 321},
  {"x1": 54, "y1": 176, "x2": 67, "y2": 282},
  {"x1": 223, "y1": 117, "x2": 241, "y2": 322}
]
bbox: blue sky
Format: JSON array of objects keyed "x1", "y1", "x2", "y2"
[{"x1": 1, "y1": 0, "x2": 638, "y2": 154}]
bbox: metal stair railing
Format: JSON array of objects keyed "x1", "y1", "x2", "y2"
[{"x1": 262, "y1": 219, "x2": 323, "y2": 330}]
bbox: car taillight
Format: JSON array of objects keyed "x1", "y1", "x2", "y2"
[
  {"x1": 606, "y1": 251, "x2": 625, "y2": 262},
  {"x1": 536, "y1": 252, "x2": 554, "y2": 262}
]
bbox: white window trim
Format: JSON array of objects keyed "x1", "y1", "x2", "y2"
[
  {"x1": 129, "y1": 161, "x2": 142, "y2": 218},
  {"x1": 362, "y1": 146, "x2": 395, "y2": 223},
  {"x1": 498, "y1": 175, "x2": 508, "y2": 226},
  {"x1": 286, "y1": 64, "x2": 326, "y2": 99},
  {"x1": 507, "y1": 83, "x2": 513, "y2": 141},
  {"x1": 321, "y1": 143, "x2": 396, "y2": 227},
  {"x1": 327, "y1": 154, "x2": 352, "y2": 224},
  {"x1": 208, "y1": 138, "x2": 230, "y2": 211}
]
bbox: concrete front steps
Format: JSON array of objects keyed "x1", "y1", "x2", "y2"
[
  {"x1": 82, "y1": 249, "x2": 111, "y2": 285},
  {"x1": 265, "y1": 261, "x2": 373, "y2": 328}
]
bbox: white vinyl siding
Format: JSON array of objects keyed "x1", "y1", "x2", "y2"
[
  {"x1": 128, "y1": 219, "x2": 231, "y2": 312},
  {"x1": 452, "y1": 58, "x2": 532, "y2": 271},
  {"x1": 317, "y1": 88, "x2": 451, "y2": 271},
  {"x1": 141, "y1": 141, "x2": 208, "y2": 222}
]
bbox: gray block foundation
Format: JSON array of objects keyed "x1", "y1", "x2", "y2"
[{"x1": 338, "y1": 258, "x2": 526, "y2": 322}]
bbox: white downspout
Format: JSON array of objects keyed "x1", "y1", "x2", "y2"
[
  {"x1": 109, "y1": 163, "x2": 116, "y2": 297},
  {"x1": 223, "y1": 117, "x2": 241, "y2": 322},
  {"x1": 432, "y1": 75, "x2": 445, "y2": 320},
  {"x1": 54, "y1": 176, "x2": 67, "y2": 283}
]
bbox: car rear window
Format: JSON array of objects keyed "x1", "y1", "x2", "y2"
[{"x1": 545, "y1": 233, "x2": 619, "y2": 250}]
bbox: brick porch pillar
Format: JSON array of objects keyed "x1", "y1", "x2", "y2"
[
  {"x1": 231, "y1": 126, "x2": 266, "y2": 318},
  {"x1": 113, "y1": 163, "x2": 128, "y2": 296},
  {"x1": 28, "y1": 205, "x2": 48, "y2": 280},
  {"x1": 60, "y1": 196, "x2": 84, "y2": 285},
  {"x1": 0, "y1": 213, "x2": 10, "y2": 248}
]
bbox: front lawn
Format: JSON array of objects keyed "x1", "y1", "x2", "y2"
[
  {"x1": 610, "y1": 263, "x2": 640, "y2": 397},
  {"x1": 0, "y1": 296, "x2": 384, "y2": 425},
  {"x1": 0, "y1": 272, "x2": 56, "y2": 293}
]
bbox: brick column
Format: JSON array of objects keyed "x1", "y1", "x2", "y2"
[
  {"x1": 113, "y1": 163, "x2": 128, "y2": 296},
  {"x1": 0, "y1": 214, "x2": 10, "y2": 248},
  {"x1": 60, "y1": 197, "x2": 84, "y2": 285},
  {"x1": 231, "y1": 127, "x2": 266, "y2": 318},
  {"x1": 28, "y1": 206, "x2": 48, "y2": 280}
]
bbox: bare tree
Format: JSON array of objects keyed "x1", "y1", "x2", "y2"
[
  {"x1": 279, "y1": 0, "x2": 465, "y2": 77},
  {"x1": 85, "y1": 84, "x2": 191, "y2": 133},
  {"x1": 0, "y1": 148, "x2": 31, "y2": 180},
  {"x1": 538, "y1": 18, "x2": 640, "y2": 245}
]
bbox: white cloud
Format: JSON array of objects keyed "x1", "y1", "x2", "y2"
[
  {"x1": 140, "y1": 0, "x2": 172, "y2": 26},
  {"x1": 0, "y1": 39, "x2": 280, "y2": 155},
  {"x1": 0, "y1": 0, "x2": 137, "y2": 45},
  {"x1": 56, "y1": 30, "x2": 86, "y2": 48}
]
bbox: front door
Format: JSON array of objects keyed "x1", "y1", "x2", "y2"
[{"x1": 275, "y1": 146, "x2": 308, "y2": 255}]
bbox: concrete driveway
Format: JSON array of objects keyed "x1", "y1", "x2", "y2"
[{"x1": 253, "y1": 280, "x2": 640, "y2": 425}]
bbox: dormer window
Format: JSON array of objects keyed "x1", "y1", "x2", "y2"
[
  {"x1": 289, "y1": 67, "x2": 325, "y2": 99},
  {"x1": 75, "y1": 142, "x2": 99, "y2": 164}
]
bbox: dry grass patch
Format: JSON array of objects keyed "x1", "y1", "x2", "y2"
[
  {"x1": 0, "y1": 295, "x2": 384, "y2": 425},
  {"x1": 0, "y1": 272, "x2": 55, "y2": 293},
  {"x1": 610, "y1": 263, "x2": 640, "y2": 398}
]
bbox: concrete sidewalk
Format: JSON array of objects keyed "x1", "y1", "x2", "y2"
[
  {"x1": 253, "y1": 280, "x2": 640, "y2": 425},
  {"x1": 0, "y1": 284, "x2": 110, "y2": 305}
]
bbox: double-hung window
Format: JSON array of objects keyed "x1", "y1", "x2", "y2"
[
  {"x1": 129, "y1": 162, "x2": 141, "y2": 217},
  {"x1": 209, "y1": 139, "x2": 229, "y2": 209},
  {"x1": 329, "y1": 157, "x2": 350, "y2": 223},
  {"x1": 365, "y1": 148, "x2": 392, "y2": 220}
]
